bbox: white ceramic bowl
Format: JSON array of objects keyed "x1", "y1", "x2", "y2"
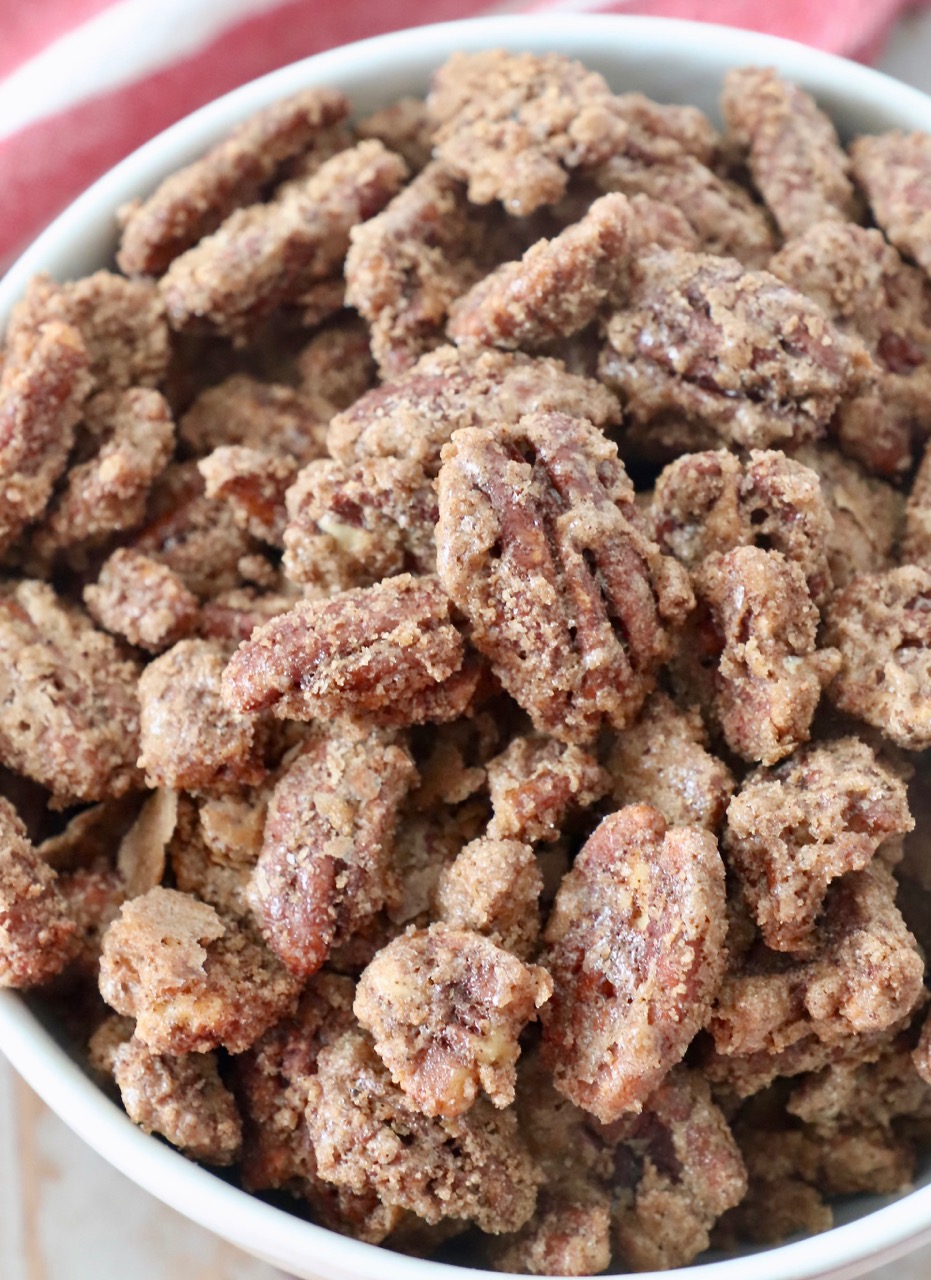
[{"x1": 3, "y1": 14, "x2": 931, "y2": 1280}]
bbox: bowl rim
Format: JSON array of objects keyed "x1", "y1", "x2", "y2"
[{"x1": 3, "y1": 12, "x2": 931, "y2": 1280}]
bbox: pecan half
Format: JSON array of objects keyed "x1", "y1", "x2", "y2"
[{"x1": 436, "y1": 411, "x2": 693, "y2": 743}]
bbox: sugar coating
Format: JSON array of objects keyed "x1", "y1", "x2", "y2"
[
  {"x1": 85, "y1": 550, "x2": 199, "y2": 653},
  {"x1": 198, "y1": 445, "x2": 297, "y2": 547},
  {"x1": 428, "y1": 50, "x2": 627, "y2": 216},
  {"x1": 118, "y1": 88, "x2": 351, "y2": 276},
  {"x1": 485, "y1": 735, "x2": 608, "y2": 845},
  {"x1": 0, "y1": 798, "x2": 77, "y2": 987},
  {"x1": 327, "y1": 344, "x2": 619, "y2": 479},
  {"x1": 305, "y1": 1029, "x2": 541, "y2": 1232},
  {"x1": 178, "y1": 374, "x2": 329, "y2": 464},
  {"x1": 282, "y1": 455, "x2": 437, "y2": 594},
  {"x1": 0, "y1": 581, "x2": 142, "y2": 805},
  {"x1": 0, "y1": 320, "x2": 92, "y2": 552},
  {"x1": 8, "y1": 271, "x2": 170, "y2": 394},
  {"x1": 690, "y1": 547, "x2": 840, "y2": 766},
  {"x1": 770, "y1": 221, "x2": 931, "y2": 477},
  {"x1": 222, "y1": 574, "x2": 470, "y2": 726},
  {"x1": 32, "y1": 387, "x2": 175, "y2": 564},
  {"x1": 357, "y1": 97, "x2": 436, "y2": 174},
  {"x1": 111, "y1": 1038, "x2": 242, "y2": 1165},
  {"x1": 541, "y1": 804, "x2": 727, "y2": 1123},
  {"x1": 824, "y1": 566, "x2": 931, "y2": 750},
  {"x1": 725, "y1": 738, "x2": 913, "y2": 954},
  {"x1": 601, "y1": 250, "x2": 871, "y2": 454},
  {"x1": 706, "y1": 862, "x2": 925, "y2": 1096},
  {"x1": 437, "y1": 412, "x2": 693, "y2": 743},
  {"x1": 448, "y1": 192, "x2": 631, "y2": 351},
  {"x1": 604, "y1": 693, "x2": 735, "y2": 832},
  {"x1": 249, "y1": 724, "x2": 416, "y2": 978},
  {"x1": 160, "y1": 141, "x2": 408, "y2": 339},
  {"x1": 295, "y1": 317, "x2": 376, "y2": 413},
  {"x1": 721, "y1": 67, "x2": 858, "y2": 237},
  {"x1": 651, "y1": 448, "x2": 833, "y2": 605},
  {"x1": 354, "y1": 922, "x2": 551, "y2": 1117},
  {"x1": 138, "y1": 638, "x2": 267, "y2": 792},
  {"x1": 610, "y1": 1068, "x2": 747, "y2": 1271},
  {"x1": 98, "y1": 886, "x2": 301, "y2": 1053},
  {"x1": 435, "y1": 837, "x2": 542, "y2": 960},
  {"x1": 346, "y1": 162, "x2": 505, "y2": 377},
  {"x1": 851, "y1": 132, "x2": 931, "y2": 278}
]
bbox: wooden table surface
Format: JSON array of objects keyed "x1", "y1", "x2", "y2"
[{"x1": 6, "y1": 12, "x2": 931, "y2": 1280}]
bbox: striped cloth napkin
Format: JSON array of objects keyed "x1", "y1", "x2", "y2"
[{"x1": 0, "y1": 0, "x2": 925, "y2": 271}]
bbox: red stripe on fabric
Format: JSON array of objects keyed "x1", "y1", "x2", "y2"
[
  {"x1": 527, "y1": 0, "x2": 915, "y2": 58},
  {"x1": 0, "y1": 0, "x2": 118, "y2": 80},
  {"x1": 0, "y1": 0, "x2": 485, "y2": 270}
]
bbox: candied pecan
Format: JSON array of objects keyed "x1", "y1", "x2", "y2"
[
  {"x1": 490, "y1": 1196, "x2": 611, "y2": 1277},
  {"x1": 609, "y1": 1068, "x2": 747, "y2": 1272},
  {"x1": 327, "y1": 344, "x2": 619, "y2": 478},
  {"x1": 903, "y1": 439, "x2": 931, "y2": 570},
  {"x1": 706, "y1": 862, "x2": 925, "y2": 1096},
  {"x1": 540, "y1": 804, "x2": 726, "y2": 1122},
  {"x1": 610, "y1": 90, "x2": 721, "y2": 166},
  {"x1": 198, "y1": 445, "x2": 297, "y2": 547},
  {"x1": 160, "y1": 141, "x2": 408, "y2": 339},
  {"x1": 604, "y1": 693, "x2": 735, "y2": 831},
  {"x1": 32, "y1": 387, "x2": 175, "y2": 563},
  {"x1": 437, "y1": 412, "x2": 693, "y2": 743},
  {"x1": 222, "y1": 574, "x2": 471, "y2": 726},
  {"x1": 770, "y1": 221, "x2": 931, "y2": 477},
  {"x1": 485, "y1": 735, "x2": 607, "y2": 845},
  {"x1": 57, "y1": 865, "x2": 126, "y2": 975},
  {"x1": 98, "y1": 886, "x2": 301, "y2": 1053},
  {"x1": 198, "y1": 587, "x2": 296, "y2": 644},
  {"x1": 295, "y1": 317, "x2": 376, "y2": 413},
  {"x1": 600, "y1": 250, "x2": 871, "y2": 454},
  {"x1": 249, "y1": 724, "x2": 416, "y2": 977},
  {"x1": 234, "y1": 972, "x2": 401, "y2": 1240},
  {"x1": 0, "y1": 320, "x2": 91, "y2": 551},
  {"x1": 345, "y1": 162, "x2": 503, "y2": 378},
  {"x1": 720, "y1": 67, "x2": 858, "y2": 237},
  {"x1": 84, "y1": 549, "x2": 199, "y2": 653},
  {"x1": 178, "y1": 374, "x2": 329, "y2": 464},
  {"x1": 791, "y1": 443, "x2": 903, "y2": 587},
  {"x1": 111, "y1": 1039, "x2": 242, "y2": 1165},
  {"x1": 170, "y1": 791, "x2": 265, "y2": 918},
  {"x1": 791, "y1": 1039, "x2": 931, "y2": 1132},
  {"x1": 652, "y1": 448, "x2": 833, "y2": 605},
  {"x1": 428, "y1": 50, "x2": 627, "y2": 216},
  {"x1": 132, "y1": 462, "x2": 257, "y2": 599},
  {"x1": 305, "y1": 1029, "x2": 540, "y2": 1232},
  {"x1": 448, "y1": 193, "x2": 630, "y2": 351},
  {"x1": 824, "y1": 566, "x2": 931, "y2": 750},
  {"x1": 0, "y1": 798, "x2": 77, "y2": 987},
  {"x1": 594, "y1": 152, "x2": 775, "y2": 267},
  {"x1": 282, "y1": 456, "x2": 437, "y2": 594},
  {"x1": 688, "y1": 548, "x2": 839, "y2": 766},
  {"x1": 0, "y1": 581, "x2": 141, "y2": 805},
  {"x1": 117, "y1": 87, "x2": 351, "y2": 276},
  {"x1": 715, "y1": 1116, "x2": 833, "y2": 1246},
  {"x1": 725, "y1": 738, "x2": 913, "y2": 954},
  {"x1": 297, "y1": 278, "x2": 348, "y2": 329},
  {"x1": 388, "y1": 795, "x2": 489, "y2": 930},
  {"x1": 850, "y1": 132, "x2": 931, "y2": 278},
  {"x1": 236, "y1": 973, "x2": 355, "y2": 1191},
  {"x1": 8, "y1": 271, "x2": 170, "y2": 393},
  {"x1": 357, "y1": 97, "x2": 436, "y2": 173},
  {"x1": 138, "y1": 638, "x2": 267, "y2": 793},
  {"x1": 355, "y1": 923, "x2": 551, "y2": 1117},
  {"x1": 435, "y1": 837, "x2": 542, "y2": 960}
]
